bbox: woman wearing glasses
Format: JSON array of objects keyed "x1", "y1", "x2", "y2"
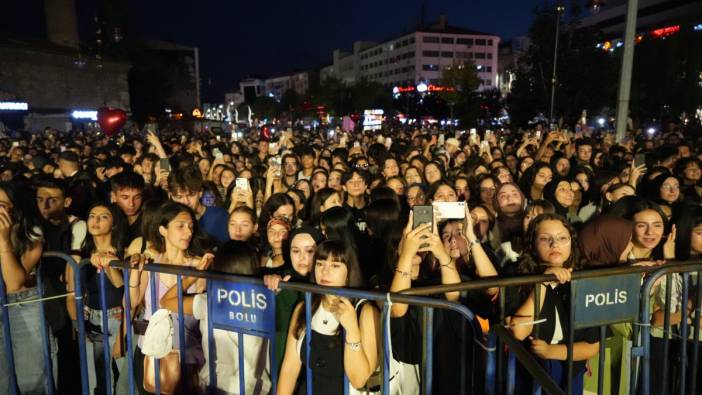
[{"x1": 507, "y1": 213, "x2": 599, "y2": 395}]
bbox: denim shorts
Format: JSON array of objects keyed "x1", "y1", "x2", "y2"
[{"x1": 0, "y1": 287, "x2": 57, "y2": 394}]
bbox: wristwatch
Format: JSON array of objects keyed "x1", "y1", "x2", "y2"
[{"x1": 346, "y1": 340, "x2": 362, "y2": 352}]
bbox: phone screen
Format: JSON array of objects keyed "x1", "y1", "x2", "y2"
[
  {"x1": 413, "y1": 205, "x2": 433, "y2": 229},
  {"x1": 160, "y1": 158, "x2": 171, "y2": 172},
  {"x1": 634, "y1": 154, "x2": 646, "y2": 168}
]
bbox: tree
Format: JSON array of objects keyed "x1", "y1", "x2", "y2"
[
  {"x1": 439, "y1": 63, "x2": 480, "y2": 122},
  {"x1": 280, "y1": 89, "x2": 301, "y2": 118},
  {"x1": 505, "y1": 5, "x2": 617, "y2": 126},
  {"x1": 307, "y1": 77, "x2": 351, "y2": 116},
  {"x1": 250, "y1": 96, "x2": 279, "y2": 120},
  {"x1": 350, "y1": 80, "x2": 393, "y2": 113}
]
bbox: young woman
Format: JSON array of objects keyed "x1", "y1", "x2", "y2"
[
  {"x1": 258, "y1": 193, "x2": 295, "y2": 250},
  {"x1": 311, "y1": 169, "x2": 329, "y2": 193},
  {"x1": 260, "y1": 217, "x2": 291, "y2": 274},
  {"x1": 508, "y1": 213, "x2": 599, "y2": 395},
  {"x1": 306, "y1": 188, "x2": 343, "y2": 229},
  {"x1": 520, "y1": 163, "x2": 553, "y2": 201},
  {"x1": 264, "y1": 226, "x2": 325, "y2": 368},
  {"x1": 429, "y1": 181, "x2": 458, "y2": 203},
  {"x1": 542, "y1": 178, "x2": 581, "y2": 224},
  {"x1": 579, "y1": 216, "x2": 637, "y2": 395},
  {"x1": 228, "y1": 206, "x2": 258, "y2": 243},
  {"x1": 277, "y1": 240, "x2": 380, "y2": 395},
  {"x1": 379, "y1": 210, "x2": 463, "y2": 394},
  {"x1": 0, "y1": 182, "x2": 47, "y2": 394},
  {"x1": 423, "y1": 161, "x2": 445, "y2": 184},
  {"x1": 160, "y1": 241, "x2": 272, "y2": 395},
  {"x1": 72, "y1": 203, "x2": 130, "y2": 394},
  {"x1": 128, "y1": 202, "x2": 208, "y2": 394}
]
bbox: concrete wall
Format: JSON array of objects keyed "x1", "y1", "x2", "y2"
[{"x1": 0, "y1": 45, "x2": 130, "y2": 111}]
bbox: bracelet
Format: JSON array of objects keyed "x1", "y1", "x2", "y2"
[
  {"x1": 395, "y1": 269, "x2": 410, "y2": 278},
  {"x1": 345, "y1": 340, "x2": 362, "y2": 352}
]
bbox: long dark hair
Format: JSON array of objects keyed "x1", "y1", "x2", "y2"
[
  {"x1": 211, "y1": 240, "x2": 260, "y2": 275},
  {"x1": 307, "y1": 188, "x2": 339, "y2": 228},
  {"x1": 293, "y1": 240, "x2": 364, "y2": 339},
  {"x1": 673, "y1": 204, "x2": 702, "y2": 260},
  {"x1": 81, "y1": 202, "x2": 129, "y2": 259},
  {"x1": 0, "y1": 181, "x2": 43, "y2": 256},
  {"x1": 151, "y1": 202, "x2": 204, "y2": 256},
  {"x1": 516, "y1": 213, "x2": 581, "y2": 275}
]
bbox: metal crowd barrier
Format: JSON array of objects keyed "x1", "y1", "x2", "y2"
[
  {"x1": 3, "y1": 253, "x2": 700, "y2": 395},
  {"x1": 400, "y1": 260, "x2": 702, "y2": 395},
  {"x1": 110, "y1": 261, "x2": 488, "y2": 395}
]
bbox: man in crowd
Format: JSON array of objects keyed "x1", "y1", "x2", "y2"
[
  {"x1": 168, "y1": 166, "x2": 229, "y2": 244},
  {"x1": 57, "y1": 150, "x2": 96, "y2": 218},
  {"x1": 36, "y1": 178, "x2": 86, "y2": 394},
  {"x1": 110, "y1": 170, "x2": 145, "y2": 240}
]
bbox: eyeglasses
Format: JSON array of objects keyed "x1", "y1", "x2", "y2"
[
  {"x1": 661, "y1": 184, "x2": 680, "y2": 191},
  {"x1": 536, "y1": 235, "x2": 571, "y2": 246}
]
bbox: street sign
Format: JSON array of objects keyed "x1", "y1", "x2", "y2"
[
  {"x1": 572, "y1": 273, "x2": 641, "y2": 329},
  {"x1": 208, "y1": 280, "x2": 276, "y2": 337}
]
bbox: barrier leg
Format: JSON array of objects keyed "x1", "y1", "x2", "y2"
[
  {"x1": 36, "y1": 265, "x2": 56, "y2": 394},
  {"x1": 0, "y1": 275, "x2": 19, "y2": 395},
  {"x1": 122, "y1": 264, "x2": 136, "y2": 395},
  {"x1": 421, "y1": 307, "x2": 433, "y2": 395}
]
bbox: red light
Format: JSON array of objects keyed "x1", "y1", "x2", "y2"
[{"x1": 651, "y1": 25, "x2": 680, "y2": 38}]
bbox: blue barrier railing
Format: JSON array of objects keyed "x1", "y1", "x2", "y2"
[
  {"x1": 112, "y1": 260, "x2": 485, "y2": 395},
  {"x1": 6, "y1": 253, "x2": 699, "y2": 394},
  {"x1": 634, "y1": 262, "x2": 702, "y2": 395}
]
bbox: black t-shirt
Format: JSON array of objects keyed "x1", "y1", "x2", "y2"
[
  {"x1": 127, "y1": 212, "x2": 142, "y2": 242},
  {"x1": 80, "y1": 259, "x2": 124, "y2": 310},
  {"x1": 390, "y1": 305, "x2": 422, "y2": 364}
]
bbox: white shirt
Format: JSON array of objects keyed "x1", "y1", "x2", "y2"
[{"x1": 193, "y1": 294, "x2": 271, "y2": 395}]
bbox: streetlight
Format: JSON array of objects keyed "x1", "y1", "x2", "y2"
[{"x1": 549, "y1": 3, "x2": 565, "y2": 130}]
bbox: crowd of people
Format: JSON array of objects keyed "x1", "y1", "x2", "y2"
[{"x1": 0, "y1": 120, "x2": 701, "y2": 395}]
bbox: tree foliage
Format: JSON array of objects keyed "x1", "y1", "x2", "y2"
[{"x1": 506, "y1": 5, "x2": 617, "y2": 126}]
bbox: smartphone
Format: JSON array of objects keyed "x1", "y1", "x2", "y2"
[
  {"x1": 212, "y1": 148, "x2": 223, "y2": 159},
  {"x1": 438, "y1": 134, "x2": 445, "y2": 145},
  {"x1": 235, "y1": 177, "x2": 249, "y2": 190},
  {"x1": 159, "y1": 158, "x2": 171, "y2": 172},
  {"x1": 269, "y1": 157, "x2": 282, "y2": 177},
  {"x1": 354, "y1": 141, "x2": 361, "y2": 148},
  {"x1": 535, "y1": 130, "x2": 542, "y2": 139},
  {"x1": 634, "y1": 153, "x2": 646, "y2": 168},
  {"x1": 216, "y1": 135, "x2": 221, "y2": 141},
  {"x1": 480, "y1": 140, "x2": 490, "y2": 151},
  {"x1": 12, "y1": 142, "x2": 19, "y2": 148},
  {"x1": 433, "y1": 202, "x2": 466, "y2": 220},
  {"x1": 413, "y1": 205, "x2": 433, "y2": 229}
]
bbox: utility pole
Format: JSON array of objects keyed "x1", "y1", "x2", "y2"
[
  {"x1": 549, "y1": 4, "x2": 565, "y2": 130},
  {"x1": 614, "y1": 0, "x2": 639, "y2": 142}
]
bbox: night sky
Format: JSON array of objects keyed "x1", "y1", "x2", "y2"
[{"x1": 5, "y1": 0, "x2": 546, "y2": 102}]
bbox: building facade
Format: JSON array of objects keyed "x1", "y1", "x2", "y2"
[{"x1": 324, "y1": 16, "x2": 500, "y2": 91}]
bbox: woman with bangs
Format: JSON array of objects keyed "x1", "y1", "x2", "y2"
[{"x1": 277, "y1": 240, "x2": 380, "y2": 395}]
